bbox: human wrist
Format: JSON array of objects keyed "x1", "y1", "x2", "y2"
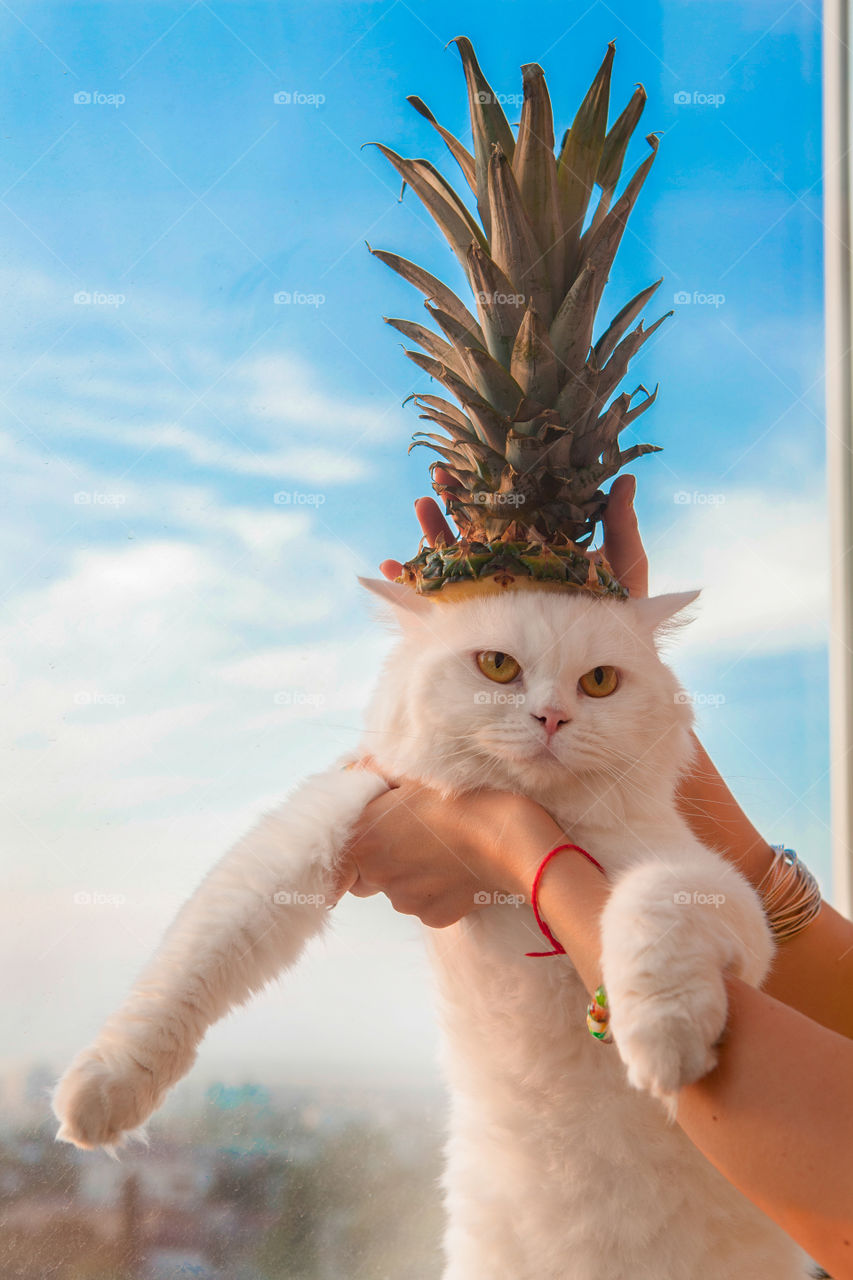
[
  {"x1": 532, "y1": 848, "x2": 610, "y2": 993},
  {"x1": 492, "y1": 796, "x2": 567, "y2": 896},
  {"x1": 466, "y1": 793, "x2": 565, "y2": 896},
  {"x1": 469, "y1": 795, "x2": 609, "y2": 991}
]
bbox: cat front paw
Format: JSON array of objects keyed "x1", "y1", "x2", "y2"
[
  {"x1": 599, "y1": 854, "x2": 774, "y2": 1112},
  {"x1": 52, "y1": 1044, "x2": 163, "y2": 1149},
  {"x1": 608, "y1": 972, "x2": 728, "y2": 1105}
]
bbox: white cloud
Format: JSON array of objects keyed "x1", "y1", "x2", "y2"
[
  {"x1": 0, "y1": 266, "x2": 402, "y2": 487},
  {"x1": 648, "y1": 480, "x2": 829, "y2": 655}
]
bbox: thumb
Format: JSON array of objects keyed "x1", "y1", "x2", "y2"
[
  {"x1": 602, "y1": 475, "x2": 648, "y2": 598},
  {"x1": 330, "y1": 856, "x2": 361, "y2": 905}
]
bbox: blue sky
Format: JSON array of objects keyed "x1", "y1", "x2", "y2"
[{"x1": 0, "y1": 1, "x2": 827, "y2": 1089}]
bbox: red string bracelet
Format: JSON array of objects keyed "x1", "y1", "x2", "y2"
[{"x1": 526, "y1": 842, "x2": 607, "y2": 957}]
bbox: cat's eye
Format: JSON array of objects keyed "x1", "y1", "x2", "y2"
[
  {"x1": 578, "y1": 665, "x2": 619, "y2": 698},
  {"x1": 476, "y1": 651, "x2": 521, "y2": 684}
]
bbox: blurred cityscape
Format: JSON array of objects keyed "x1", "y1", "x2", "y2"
[{"x1": 0, "y1": 1063, "x2": 446, "y2": 1279}]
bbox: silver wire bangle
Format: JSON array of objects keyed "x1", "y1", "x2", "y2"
[{"x1": 756, "y1": 845, "x2": 823, "y2": 942}]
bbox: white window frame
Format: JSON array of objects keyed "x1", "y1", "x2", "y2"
[{"x1": 824, "y1": 0, "x2": 853, "y2": 916}]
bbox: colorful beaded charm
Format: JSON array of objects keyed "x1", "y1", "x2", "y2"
[{"x1": 586, "y1": 984, "x2": 613, "y2": 1043}]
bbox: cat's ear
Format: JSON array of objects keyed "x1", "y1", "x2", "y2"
[
  {"x1": 630, "y1": 590, "x2": 701, "y2": 639},
  {"x1": 357, "y1": 576, "x2": 434, "y2": 624}
]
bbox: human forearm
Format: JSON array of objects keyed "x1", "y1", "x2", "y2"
[
  {"x1": 677, "y1": 732, "x2": 853, "y2": 1039},
  {"x1": 676, "y1": 732, "x2": 773, "y2": 871},
  {"x1": 677, "y1": 976, "x2": 853, "y2": 1279},
  {"x1": 491, "y1": 801, "x2": 611, "y2": 996},
  {"x1": 495, "y1": 818, "x2": 853, "y2": 1276}
]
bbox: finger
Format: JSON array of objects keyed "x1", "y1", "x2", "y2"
[
  {"x1": 610, "y1": 472, "x2": 636, "y2": 506},
  {"x1": 330, "y1": 858, "x2": 360, "y2": 903},
  {"x1": 419, "y1": 466, "x2": 460, "y2": 546},
  {"x1": 343, "y1": 754, "x2": 376, "y2": 771},
  {"x1": 356, "y1": 755, "x2": 401, "y2": 789},
  {"x1": 344, "y1": 785, "x2": 405, "y2": 856},
  {"x1": 380, "y1": 558, "x2": 403, "y2": 581},
  {"x1": 415, "y1": 497, "x2": 455, "y2": 549},
  {"x1": 601, "y1": 474, "x2": 649, "y2": 598},
  {"x1": 347, "y1": 880, "x2": 382, "y2": 899}
]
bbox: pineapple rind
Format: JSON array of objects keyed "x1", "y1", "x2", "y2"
[{"x1": 397, "y1": 538, "x2": 628, "y2": 601}]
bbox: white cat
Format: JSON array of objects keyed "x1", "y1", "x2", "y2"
[{"x1": 53, "y1": 581, "x2": 814, "y2": 1280}]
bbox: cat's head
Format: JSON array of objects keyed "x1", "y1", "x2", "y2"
[{"x1": 359, "y1": 578, "x2": 699, "y2": 808}]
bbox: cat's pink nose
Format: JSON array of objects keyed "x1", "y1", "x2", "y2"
[{"x1": 532, "y1": 706, "x2": 570, "y2": 739}]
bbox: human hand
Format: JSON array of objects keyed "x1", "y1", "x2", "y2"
[
  {"x1": 334, "y1": 765, "x2": 563, "y2": 929},
  {"x1": 379, "y1": 468, "x2": 649, "y2": 599}
]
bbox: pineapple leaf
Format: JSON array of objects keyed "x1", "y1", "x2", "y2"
[
  {"x1": 415, "y1": 412, "x2": 483, "y2": 446},
  {"x1": 623, "y1": 383, "x2": 659, "y2": 426},
  {"x1": 407, "y1": 95, "x2": 477, "y2": 194},
  {"x1": 466, "y1": 240, "x2": 527, "y2": 366},
  {"x1": 368, "y1": 245, "x2": 485, "y2": 342},
  {"x1": 463, "y1": 401, "x2": 513, "y2": 453},
  {"x1": 583, "y1": 133, "x2": 660, "y2": 312},
  {"x1": 413, "y1": 393, "x2": 481, "y2": 435},
  {"x1": 514, "y1": 63, "x2": 564, "y2": 315},
  {"x1": 411, "y1": 438, "x2": 499, "y2": 486},
  {"x1": 368, "y1": 144, "x2": 487, "y2": 275},
  {"x1": 403, "y1": 347, "x2": 478, "y2": 399},
  {"x1": 510, "y1": 302, "x2": 559, "y2": 408},
  {"x1": 384, "y1": 316, "x2": 466, "y2": 374},
  {"x1": 556, "y1": 42, "x2": 615, "y2": 286},
  {"x1": 504, "y1": 429, "x2": 560, "y2": 472},
  {"x1": 555, "y1": 365, "x2": 598, "y2": 426},
  {"x1": 425, "y1": 301, "x2": 488, "y2": 355},
  {"x1": 404, "y1": 349, "x2": 512, "y2": 451},
  {"x1": 549, "y1": 259, "x2": 598, "y2": 381},
  {"x1": 595, "y1": 309, "x2": 671, "y2": 405},
  {"x1": 450, "y1": 35, "x2": 516, "y2": 239},
  {"x1": 460, "y1": 344, "x2": 528, "y2": 417},
  {"x1": 573, "y1": 389, "x2": 631, "y2": 465},
  {"x1": 590, "y1": 84, "x2": 647, "y2": 232},
  {"x1": 412, "y1": 430, "x2": 504, "y2": 473},
  {"x1": 592, "y1": 277, "x2": 662, "y2": 365},
  {"x1": 487, "y1": 144, "x2": 553, "y2": 321}
]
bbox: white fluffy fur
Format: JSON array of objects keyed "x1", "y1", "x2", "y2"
[{"x1": 53, "y1": 583, "x2": 812, "y2": 1278}]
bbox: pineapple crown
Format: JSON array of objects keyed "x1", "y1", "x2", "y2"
[{"x1": 368, "y1": 38, "x2": 668, "y2": 600}]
